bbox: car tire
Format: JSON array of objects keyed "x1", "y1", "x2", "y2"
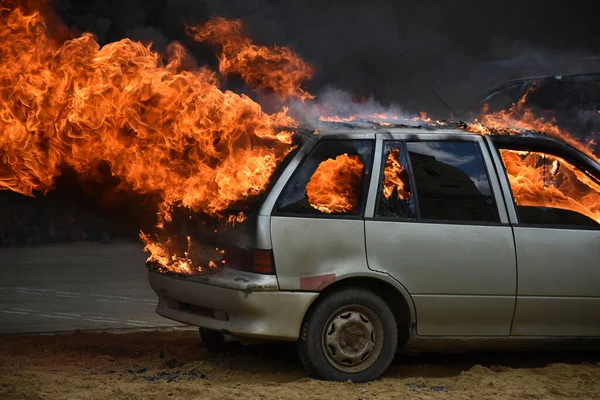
[
  {"x1": 297, "y1": 286, "x2": 398, "y2": 382},
  {"x1": 199, "y1": 328, "x2": 233, "y2": 353}
]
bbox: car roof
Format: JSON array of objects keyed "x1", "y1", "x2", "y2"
[
  {"x1": 301, "y1": 122, "x2": 600, "y2": 177},
  {"x1": 308, "y1": 120, "x2": 546, "y2": 140}
]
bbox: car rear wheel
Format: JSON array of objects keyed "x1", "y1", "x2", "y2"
[{"x1": 297, "y1": 287, "x2": 397, "y2": 382}]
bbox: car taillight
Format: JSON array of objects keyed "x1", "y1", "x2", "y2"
[
  {"x1": 252, "y1": 250, "x2": 274, "y2": 274},
  {"x1": 225, "y1": 248, "x2": 276, "y2": 275}
]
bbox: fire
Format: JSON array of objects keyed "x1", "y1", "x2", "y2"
[
  {"x1": 227, "y1": 212, "x2": 248, "y2": 225},
  {"x1": 140, "y1": 233, "x2": 195, "y2": 274},
  {"x1": 319, "y1": 115, "x2": 357, "y2": 122},
  {"x1": 0, "y1": 3, "x2": 311, "y2": 273},
  {"x1": 318, "y1": 113, "x2": 401, "y2": 123},
  {"x1": 501, "y1": 150, "x2": 600, "y2": 224},
  {"x1": 306, "y1": 154, "x2": 363, "y2": 213},
  {"x1": 382, "y1": 149, "x2": 411, "y2": 200},
  {"x1": 470, "y1": 87, "x2": 599, "y2": 164},
  {"x1": 187, "y1": 18, "x2": 314, "y2": 100},
  {"x1": 412, "y1": 111, "x2": 432, "y2": 122},
  {"x1": 318, "y1": 111, "x2": 443, "y2": 125}
]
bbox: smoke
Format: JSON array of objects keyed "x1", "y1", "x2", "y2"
[
  {"x1": 50, "y1": 0, "x2": 600, "y2": 119},
  {"x1": 2, "y1": 0, "x2": 598, "y2": 247},
  {"x1": 286, "y1": 86, "x2": 421, "y2": 130}
]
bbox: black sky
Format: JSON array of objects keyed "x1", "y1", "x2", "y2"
[{"x1": 50, "y1": 0, "x2": 599, "y2": 118}]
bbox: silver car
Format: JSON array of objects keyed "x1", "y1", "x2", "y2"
[{"x1": 148, "y1": 127, "x2": 600, "y2": 382}]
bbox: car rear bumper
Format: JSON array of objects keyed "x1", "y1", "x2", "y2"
[{"x1": 147, "y1": 269, "x2": 318, "y2": 341}]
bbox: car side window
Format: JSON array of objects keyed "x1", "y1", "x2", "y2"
[
  {"x1": 375, "y1": 142, "x2": 416, "y2": 219},
  {"x1": 499, "y1": 150, "x2": 600, "y2": 227},
  {"x1": 406, "y1": 141, "x2": 499, "y2": 223},
  {"x1": 274, "y1": 140, "x2": 374, "y2": 216}
]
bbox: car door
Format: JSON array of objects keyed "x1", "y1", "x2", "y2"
[
  {"x1": 365, "y1": 134, "x2": 517, "y2": 336},
  {"x1": 487, "y1": 137, "x2": 600, "y2": 336}
]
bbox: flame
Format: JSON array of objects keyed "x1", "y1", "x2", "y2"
[
  {"x1": 412, "y1": 111, "x2": 432, "y2": 122},
  {"x1": 318, "y1": 113, "x2": 402, "y2": 122},
  {"x1": 140, "y1": 233, "x2": 195, "y2": 274},
  {"x1": 382, "y1": 149, "x2": 411, "y2": 200},
  {"x1": 319, "y1": 115, "x2": 357, "y2": 122},
  {"x1": 306, "y1": 154, "x2": 363, "y2": 213},
  {"x1": 470, "y1": 87, "x2": 600, "y2": 164},
  {"x1": 501, "y1": 150, "x2": 600, "y2": 224},
  {"x1": 0, "y1": 4, "x2": 309, "y2": 273},
  {"x1": 318, "y1": 111, "x2": 441, "y2": 125},
  {"x1": 187, "y1": 18, "x2": 314, "y2": 100},
  {"x1": 226, "y1": 211, "x2": 247, "y2": 225}
]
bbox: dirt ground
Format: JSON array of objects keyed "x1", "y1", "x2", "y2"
[{"x1": 1, "y1": 329, "x2": 599, "y2": 400}]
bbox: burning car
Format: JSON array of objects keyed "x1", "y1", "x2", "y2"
[{"x1": 147, "y1": 123, "x2": 600, "y2": 382}]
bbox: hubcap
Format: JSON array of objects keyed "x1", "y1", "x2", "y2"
[{"x1": 322, "y1": 305, "x2": 384, "y2": 373}]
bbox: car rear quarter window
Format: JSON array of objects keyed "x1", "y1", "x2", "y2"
[
  {"x1": 274, "y1": 139, "x2": 374, "y2": 217},
  {"x1": 406, "y1": 141, "x2": 499, "y2": 223}
]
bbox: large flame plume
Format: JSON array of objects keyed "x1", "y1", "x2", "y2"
[
  {"x1": 0, "y1": 3, "x2": 311, "y2": 273},
  {"x1": 187, "y1": 18, "x2": 314, "y2": 101},
  {"x1": 468, "y1": 86, "x2": 599, "y2": 164},
  {"x1": 2, "y1": 2, "x2": 598, "y2": 276}
]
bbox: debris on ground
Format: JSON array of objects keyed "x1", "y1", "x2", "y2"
[
  {"x1": 133, "y1": 369, "x2": 207, "y2": 382},
  {"x1": 1, "y1": 330, "x2": 599, "y2": 399}
]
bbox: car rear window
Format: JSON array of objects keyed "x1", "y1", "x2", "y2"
[{"x1": 274, "y1": 139, "x2": 374, "y2": 217}]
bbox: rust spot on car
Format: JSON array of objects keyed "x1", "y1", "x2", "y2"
[{"x1": 300, "y1": 273, "x2": 336, "y2": 290}]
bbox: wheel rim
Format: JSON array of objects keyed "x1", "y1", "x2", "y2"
[{"x1": 321, "y1": 304, "x2": 384, "y2": 373}]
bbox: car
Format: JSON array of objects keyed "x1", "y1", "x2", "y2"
[
  {"x1": 477, "y1": 72, "x2": 600, "y2": 139},
  {"x1": 147, "y1": 125, "x2": 600, "y2": 382}
]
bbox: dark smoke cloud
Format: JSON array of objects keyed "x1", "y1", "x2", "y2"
[{"x1": 51, "y1": 0, "x2": 599, "y2": 119}]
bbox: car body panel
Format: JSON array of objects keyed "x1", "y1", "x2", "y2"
[
  {"x1": 411, "y1": 295, "x2": 516, "y2": 335},
  {"x1": 365, "y1": 221, "x2": 517, "y2": 335},
  {"x1": 271, "y1": 216, "x2": 368, "y2": 290},
  {"x1": 510, "y1": 227, "x2": 600, "y2": 336},
  {"x1": 147, "y1": 269, "x2": 317, "y2": 341}
]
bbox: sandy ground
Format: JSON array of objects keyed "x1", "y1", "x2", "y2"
[{"x1": 1, "y1": 330, "x2": 599, "y2": 400}]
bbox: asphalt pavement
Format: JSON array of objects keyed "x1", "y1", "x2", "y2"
[{"x1": 0, "y1": 241, "x2": 185, "y2": 333}]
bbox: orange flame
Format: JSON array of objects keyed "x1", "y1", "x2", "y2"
[
  {"x1": 318, "y1": 115, "x2": 357, "y2": 122},
  {"x1": 501, "y1": 150, "x2": 600, "y2": 224},
  {"x1": 382, "y1": 149, "x2": 411, "y2": 200},
  {"x1": 187, "y1": 18, "x2": 314, "y2": 100},
  {"x1": 0, "y1": 4, "x2": 304, "y2": 273},
  {"x1": 471, "y1": 87, "x2": 599, "y2": 164},
  {"x1": 412, "y1": 111, "x2": 432, "y2": 122},
  {"x1": 318, "y1": 111, "x2": 441, "y2": 125},
  {"x1": 227, "y1": 211, "x2": 248, "y2": 225},
  {"x1": 140, "y1": 233, "x2": 195, "y2": 274},
  {"x1": 306, "y1": 154, "x2": 363, "y2": 213}
]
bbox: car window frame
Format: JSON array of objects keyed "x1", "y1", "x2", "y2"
[
  {"x1": 367, "y1": 134, "x2": 508, "y2": 227},
  {"x1": 372, "y1": 140, "x2": 419, "y2": 221},
  {"x1": 485, "y1": 136, "x2": 600, "y2": 231},
  {"x1": 271, "y1": 138, "x2": 376, "y2": 220}
]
